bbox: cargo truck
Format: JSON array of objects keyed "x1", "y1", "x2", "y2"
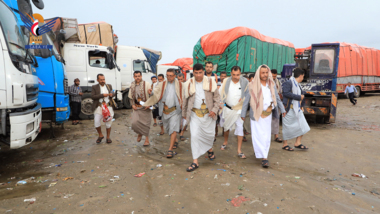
[
  {"x1": 4, "y1": 0, "x2": 70, "y2": 137},
  {"x1": 282, "y1": 42, "x2": 380, "y2": 123},
  {"x1": 0, "y1": 0, "x2": 42, "y2": 148},
  {"x1": 193, "y1": 27, "x2": 295, "y2": 75},
  {"x1": 48, "y1": 19, "x2": 161, "y2": 111}
]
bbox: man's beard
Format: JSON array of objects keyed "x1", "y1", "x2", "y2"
[{"x1": 206, "y1": 70, "x2": 212, "y2": 74}]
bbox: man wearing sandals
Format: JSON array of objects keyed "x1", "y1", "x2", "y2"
[
  {"x1": 92, "y1": 74, "x2": 114, "y2": 144},
  {"x1": 219, "y1": 66, "x2": 249, "y2": 159},
  {"x1": 241, "y1": 65, "x2": 285, "y2": 168},
  {"x1": 271, "y1": 69, "x2": 284, "y2": 143},
  {"x1": 128, "y1": 71, "x2": 152, "y2": 146},
  {"x1": 144, "y1": 69, "x2": 183, "y2": 158},
  {"x1": 282, "y1": 68, "x2": 310, "y2": 151},
  {"x1": 183, "y1": 64, "x2": 220, "y2": 172}
]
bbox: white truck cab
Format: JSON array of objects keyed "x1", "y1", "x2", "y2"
[
  {"x1": 63, "y1": 43, "x2": 121, "y2": 118},
  {"x1": 115, "y1": 45, "x2": 159, "y2": 108},
  {"x1": 157, "y1": 65, "x2": 180, "y2": 77},
  {"x1": 0, "y1": 1, "x2": 42, "y2": 149}
]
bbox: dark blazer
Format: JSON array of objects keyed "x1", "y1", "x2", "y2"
[
  {"x1": 282, "y1": 80, "x2": 305, "y2": 113},
  {"x1": 91, "y1": 84, "x2": 113, "y2": 112}
]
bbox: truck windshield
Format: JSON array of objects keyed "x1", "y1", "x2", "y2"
[
  {"x1": 133, "y1": 60, "x2": 147, "y2": 72},
  {"x1": 89, "y1": 50, "x2": 109, "y2": 69},
  {"x1": 313, "y1": 49, "x2": 335, "y2": 74},
  {"x1": 0, "y1": 1, "x2": 27, "y2": 59},
  {"x1": 33, "y1": 32, "x2": 61, "y2": 60}
]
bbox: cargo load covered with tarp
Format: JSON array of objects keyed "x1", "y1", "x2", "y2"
[
  {"x1": 78, "y1": 22, "x2": 118, "y2": 49},
  {"x1": 45, "y1": 17, "x2": 83, "y2": 52},
  {"x1": 163, "y1": 57, "x2": 193, "y2": 72},
  {"x1": 140, "y1": 47, "x2": 162, "y2": 74},
  {"x1": 302, "y1": 42, "x2": 380, "y2": 78},
  {"x1": 193, "y1": 27, "x2": 295, "y2": 75}
]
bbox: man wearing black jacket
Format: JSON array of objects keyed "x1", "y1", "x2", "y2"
[{"x1": 281, "y1": 68, "x2": 310, "y2": 151}]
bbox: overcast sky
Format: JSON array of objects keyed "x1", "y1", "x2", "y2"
[{"x1": 34, "y1": 0, "x2": 380, "y2": 64}]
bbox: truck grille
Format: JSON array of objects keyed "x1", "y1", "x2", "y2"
[
  {"x1": 26, "y1": 84, "x2": 39, "y2": 102},
  {"x1": 64, "y1": 79, "x2": 68, "y2": 94}
]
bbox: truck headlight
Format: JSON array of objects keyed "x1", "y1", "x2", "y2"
[
  {"x1": 26, "y1": 122, "x2": 34, "y2": 134},
  {"x1": 56, "y1": 107, "x2": 68, "y2": 112}
]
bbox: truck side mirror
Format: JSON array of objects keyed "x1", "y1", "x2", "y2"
[
  {"x1": 107, "y1": 53, "x2": 115, "y2": 70},
  {"x1": 40, "y1": 49, "x2": 51, "y2": 58},
  {"x1": 144, "y1": 61, "x2": 151, "y2": 73}
]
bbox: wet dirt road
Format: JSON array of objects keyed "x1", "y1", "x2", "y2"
[{"x1": 0, "y1": 94, "x2": 379, "y2": 214}]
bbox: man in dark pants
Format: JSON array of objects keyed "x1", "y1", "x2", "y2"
[
  {"x1": 69, "y1": 78, "x2": 82, "y2": 125},
  {"x1": 344, "y1": 82, "x2": 358, "y2": 105}
]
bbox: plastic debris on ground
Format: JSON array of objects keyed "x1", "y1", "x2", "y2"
[
  {"x1": 63, "y1": 194, "x2": 74, "y2": 199},
  {"x1": 24, "y1": 198, "x2": 36, "y2": 203},
  {"x1": 231, "y1": 196, "x2": 250, "y2": 207},
  {"x1": 98, "y1": 185, "x2": 107, "y2": 188},
  {"x1": 110, "y1": 176, "x2": 120, "y2": 183},
  {"x1": 16, "y1": 180, "x2": 27, "y2": 185},
  {"x1": 222, "y1": 183, "x2": 230, "y2": 186},
  {"x1": 156, "y1": 164, "x2": 162, "y2": 168},
  {"x1": 134, "y1": 172, "x2": 145, "y2": 177},
  {"x1": 63, "y1": 177, "x2": 74, "y2": 181},
  {"x1": 48, "y1": 182, "x2": 57, "y2": 187},
  {"x1": 352, "y1": 173, "x2": 367, "y2": 178}
]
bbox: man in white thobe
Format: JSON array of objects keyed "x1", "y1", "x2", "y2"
[
  {"x1": 241, "y1": 65, "x2": 285, "y2": 168},
  {"x1": 219, "y1": 66, "x2": 249, "y2": 158},
  {"x1": 183, "y1": 63, "x2": 220, "y2": 172},
  {"x1": 144, "y1": 69, "x2": 183, "y2": 158}
]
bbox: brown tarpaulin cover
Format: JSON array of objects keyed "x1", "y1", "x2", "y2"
[{"x1": 78, "y1": 22, "x2": 116, "y2": 49}]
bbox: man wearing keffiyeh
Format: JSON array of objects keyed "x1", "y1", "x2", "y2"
[
  {"x1": 241, "y1": 65, "x2": 285, "y2": 168},
  {"x1": 281, "y1": 68, "x2": 310, "y2": 151}
]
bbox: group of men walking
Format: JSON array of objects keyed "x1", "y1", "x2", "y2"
[
  {"x1": 124, "y1": 62, "x2": 311, "y2": 171},
  {"x1": 71, "y1": 61, "x2": 312, "y2": 172}
]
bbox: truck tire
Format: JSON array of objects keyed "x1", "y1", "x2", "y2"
[
  {"x1": 79, "y1": 93, "x2": 94, "y2": 120},
  {"x1": 354, "y1": 86, "x2": 361, "y2": 98},
  {"x1": 123, "y1": 92, "x2": 132, "y2": 109}
]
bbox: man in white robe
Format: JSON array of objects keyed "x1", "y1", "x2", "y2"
[
  {"x1": 219, "y1": 66, "x2": 249, "y2": 158},
  {"x1": 241, "y1": 65, "x2": 285, "y2": 168},
  {"x1": 182, "y1": 64, "x2": 220, "y2": 172},
  {"x1": 144, "y1": 69, "x2": 183, "y2": 158}
]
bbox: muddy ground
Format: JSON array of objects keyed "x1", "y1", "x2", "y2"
[{"x1": 0, "y1": 94, "x2": 379, "y2": 214}]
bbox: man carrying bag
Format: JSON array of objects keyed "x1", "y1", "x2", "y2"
[{"x1": 92, "y1": 73, "x2": 117, "y2": 144}]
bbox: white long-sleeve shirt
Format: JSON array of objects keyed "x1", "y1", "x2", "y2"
[{"x1": 345, "y1": 85, "x2": 357, "y2": 94}]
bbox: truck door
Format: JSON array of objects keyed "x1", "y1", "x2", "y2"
[{"x1": 86, "y1": 48, "x2": 117, "y2": 89}]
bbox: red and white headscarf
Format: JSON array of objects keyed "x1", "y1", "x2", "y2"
[{"x1": 249, "y1": 64, "x2": 277, "y2": 121}]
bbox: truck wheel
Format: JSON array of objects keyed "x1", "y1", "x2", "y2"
[
  {"x1": 123, "y1": 92, "x2": 132, "y2": 109},
  {"x1": 354, "y1": 86, "x2": 361, "y2": 98},
  {"x1": 79, "y1": 93, "x2": 94, "y2": 120}
]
